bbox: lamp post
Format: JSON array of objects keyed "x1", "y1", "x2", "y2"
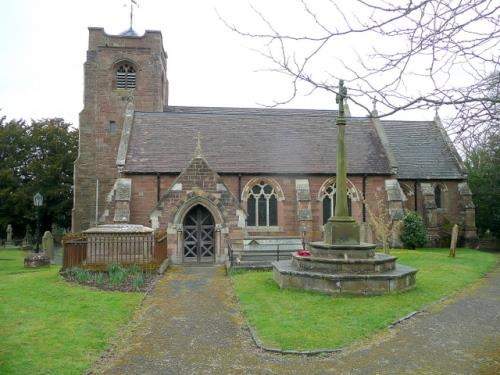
[{"x1": 33, "y1": 192, "x2": 43, "y2": 253}]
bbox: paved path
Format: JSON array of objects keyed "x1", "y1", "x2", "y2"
[{"x1": 94, "y1": 265, "x2": 500, "y2": 375}]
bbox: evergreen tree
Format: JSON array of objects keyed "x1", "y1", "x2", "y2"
[
  {"x1": 0, "y1": 115, "x2": 78, "y2": 238},
  {"x1": 465, "y1": 135, "x2": 500, "y2": 237},
  {"x1": 400, "y1": 211, "x2": 427, "y2": 250}
]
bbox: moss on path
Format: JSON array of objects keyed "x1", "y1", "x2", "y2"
[{"x1": 94, "y1": 263, "x2": 500, "y2": 374}]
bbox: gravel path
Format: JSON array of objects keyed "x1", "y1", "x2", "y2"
[{"x1": 94, "y1": 264, "x2": 500, "y2": 375}]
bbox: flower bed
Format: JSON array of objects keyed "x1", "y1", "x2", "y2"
[{"x1": 60, "y1": 264, "x2": 157, "y2": 292}]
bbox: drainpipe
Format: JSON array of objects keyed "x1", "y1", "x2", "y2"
[
  {"x1": 156, "y1": 173, "x2": 161, "y2": 203},
  {"x1": 238, "y1": 174, "x2": 242, "y2": 203},
  {"x1": 362, "y1": 174, "x2": 367, "y2": 222},
  {"x1": 95, "y1": 179, "x2": 99, "y2": 226},
  {"x1": 414, "y1": 180, "x2": 418, "y2": 213}
]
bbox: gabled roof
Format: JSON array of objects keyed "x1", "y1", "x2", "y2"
[
  {"x1": 123, "y1": 106, "x2": 391, "y2": 175},
  {"x1": 381, "y1": 120, "x2": 464, "y2": 179},
  {"x1": 122, "y1": 106, "x2": 464, "y2": 179}
]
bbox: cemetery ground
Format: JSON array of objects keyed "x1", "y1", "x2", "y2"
[
  {"x1": 0, "y1": 249, "x2": 142, "y2": 375},
  {"x1": 230, "y1": 248, "x2": 498, "y2": 350},
  {"x1": 0, "y1": 247, "x2": 497, "y2": 374}
]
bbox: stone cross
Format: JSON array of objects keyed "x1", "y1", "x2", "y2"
[
  {"x1": 335, "y1": 80, "x2": 347, "y2": 124},
  {"x1": 6, "y1": 224, "x2": 13, "y2": 245},
  {"x1": 194, "y1": 131, "x2": 204, "y2": 158},
  {"x1": 42, "y1": 231, "x2": 54, "y2": 260},
  {"x1": 324, "y1": 79, "x2": 361, "y2": 245},
  {"x1": 334, "y1": 80, "x2": 348, "y2": 217}
]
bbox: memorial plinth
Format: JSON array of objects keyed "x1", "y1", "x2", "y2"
[
  {"x1": 273, "y1": 241, "x2": 417, "y2": 295},
  {"x1": 272, "y1": 80, "x2": 417, "y2": 295}
]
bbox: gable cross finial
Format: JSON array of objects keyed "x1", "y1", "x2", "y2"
[{"x1": 194, "y1": 131, "x2": 204, "y2": 158}]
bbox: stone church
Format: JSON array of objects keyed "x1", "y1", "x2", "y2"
[{"x1": 72, "y1": 27, "x2": 477, "y2": 264}]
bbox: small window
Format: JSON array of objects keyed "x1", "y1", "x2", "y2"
[
  {"x1": 108, "y1": 121, "x2": 117, "y2": 134},
  {"x1": 434, "y1": 185, "x2": 442, "y2": 208},
  {"x1": 322, "y1": 183, "x2": 352, "y2": 224},
  {"x1": 247, "y1": 182, "x2": 278, "y2": 226},
  {"x1": 116, "y1": 63, "x2": 136, "y2": 89}
]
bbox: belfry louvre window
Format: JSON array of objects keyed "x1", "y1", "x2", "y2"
[
  {"x1": 116, "y1": 64, "x2": 136, "y2": 89},
  {"x1": 322, "y1": 184, "x2": 352, "y2": 224},
  {"x1": 247, "y1": 182, "x2": 278, "y2": 226}
]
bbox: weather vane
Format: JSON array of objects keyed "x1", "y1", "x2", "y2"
[{"x1": 125, "y1": 0, "x2": 139, "y2": 30}]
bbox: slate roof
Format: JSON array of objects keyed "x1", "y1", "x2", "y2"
[
  {"x1": 381, "y1": 120, "x2": 464, "y2": 179},
  {"x1": 123, "y1": 106, "x2": 464, "y2": 179}
]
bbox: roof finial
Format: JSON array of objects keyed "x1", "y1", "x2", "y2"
[
  {"x1": 194, "y1": 131, "x2": 204, "y2": 158},
  {"x1": 434, "y1": 105, "x2": 441, "y2": 122},
  {"x1": 372, "y1": 96, "x2": 377, "y2": 111}
]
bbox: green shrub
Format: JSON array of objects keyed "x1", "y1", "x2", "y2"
[
  {"x1": 75, "y1": 269, "x2": 91, "y2": 283},
  {"x1": 68, "y1": 267, "x2": 82, "y2": 278},
  {"x1": 107, "y1": 264, "x2": 127, "y2": 285},
  {"x1": 131, "y1": 273, "x2": 145, "y2": 291},
  {"x1": 95, "y1": 272, "x2": 106, "y2": 285},
  {"x1": 129, "y1": 264, "x2": 141, "y2": 276},
  {"x1": 400, "y1": 210, "x2": 427, "y2": 249}
]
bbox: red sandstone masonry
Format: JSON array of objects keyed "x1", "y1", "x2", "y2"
[{"x1": 72, "y1": 28, "x2": 168, "y2": 232}]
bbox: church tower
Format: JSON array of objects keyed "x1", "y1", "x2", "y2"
[{"x1": 72, "y1": 27, "x2": 168, "y2": 232}]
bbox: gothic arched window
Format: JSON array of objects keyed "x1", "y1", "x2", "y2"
[
  {"x1": 434, "y1": 185, "x2": 442, "y2": 208},
  {"x1": 116, "y1": 63, "x2": 136, "y2": 89},
  {"x1": 322, "y1": 184, "x2": 352, "y2": 224},
  {"x1": 247, "y1": 182, "x2": 278, "y2": 226}
]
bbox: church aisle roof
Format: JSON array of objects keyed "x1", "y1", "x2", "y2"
[
  {"x1": 124, "y1": 106, "x2": 391, "y2": 174},
  {"x1": 123, "y1": 106, "x2": 464, "y2": 179},
  {"x1": 381, "y1": 120, "x2": 465, "y2": 179}
]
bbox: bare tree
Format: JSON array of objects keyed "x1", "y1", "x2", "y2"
[
  {"x1": 220, "y1": 0, "x2": 499, "y2": 148},
  {"x1": 363, "y1": 192, "x2": 402, "y2": 254}
]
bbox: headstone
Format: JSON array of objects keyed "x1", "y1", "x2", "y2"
[
  {"x1": 42, "y1": 231, "x2": 54, "y2": 260},
  {"x1": 22, "y1": 225, "x2": 33, "y2": 249},
  {"x1": 449, "y1": 224, "x2": 459, "y2": 257},
  {"x1": 6, "y1": 224, "x2": 13, "y2": 245}
]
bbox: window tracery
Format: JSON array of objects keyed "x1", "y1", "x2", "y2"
[{"x1": 247, "y1": 181, "x2": 278, "y2": 226}]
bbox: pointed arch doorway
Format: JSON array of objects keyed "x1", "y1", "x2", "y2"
[{"x1": 183, "y1": 205, "x2": 215, "y2": 264}]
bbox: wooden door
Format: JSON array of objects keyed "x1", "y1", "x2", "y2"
[{"x1": 183, "y1": 205, "x2": 215, "y2": 263}]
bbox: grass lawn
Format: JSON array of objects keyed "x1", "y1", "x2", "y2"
[
  {"x1": 231, "y1": 248, "x2": 498, "y2": 351},
  {"x1": 0, "y1": 249, "x2": 143, "y2": 375}
]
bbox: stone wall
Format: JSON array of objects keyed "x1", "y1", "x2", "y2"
[
  {"x1": 72, "y1": 28, "x2": 168, "y2": 232},
  {"x1": 120, "y1": 171, "x2": 474, "y2": 249},
  {"x1": 398, "y1": 180, "x2": 476, "y2": 246},
  {"x1": 123, "y1": 173, "x2": 391, "y2": 242}
]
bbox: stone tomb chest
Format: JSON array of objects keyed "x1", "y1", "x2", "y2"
[{"x1": 83, "y1": 224, "x2": 154, "y2": 266}]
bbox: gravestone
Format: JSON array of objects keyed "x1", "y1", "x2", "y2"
[
  {"x1": 22, "y1": 225, "x2": 33, "y2": 250},
  {"x1": 449, "y1": 224, "x2": 459, "y2": 257},
  {"x1": 6, "y1": 224, "x2": 13, "y2": 245},
  {"x1": 42, "y1": 231, "x2": 54, "y2": 260}
]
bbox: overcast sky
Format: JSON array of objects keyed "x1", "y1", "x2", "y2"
[{"x1": 0, "y1": 0, "x2": 450, "y2": 126}]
